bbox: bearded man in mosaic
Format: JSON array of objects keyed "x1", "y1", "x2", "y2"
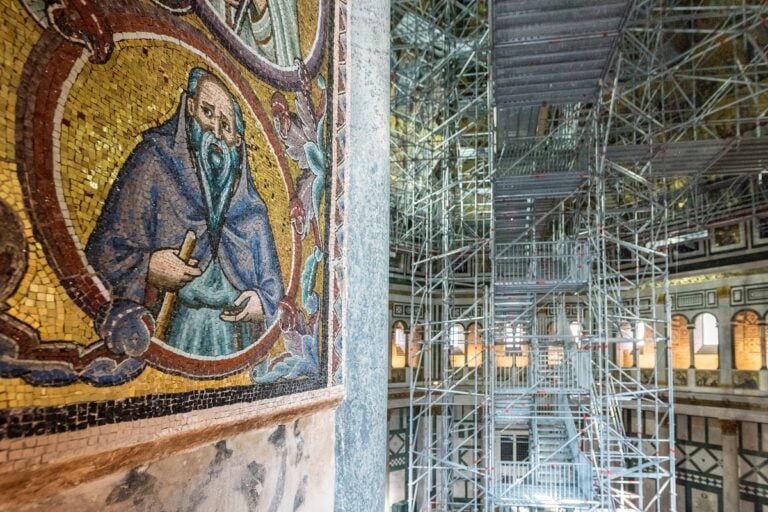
[{"x1": 87, "y1": 67, "x2": 284, "y2": 356}]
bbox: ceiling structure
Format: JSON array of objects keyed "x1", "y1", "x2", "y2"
[
  {"x1": 491, "y1": 0, "x2": 768, "y2": 244},
  {"x1": 492, "y1": 0, "x2": 631, "y2": 110}
]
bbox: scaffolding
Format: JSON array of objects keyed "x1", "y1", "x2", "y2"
[
  {"x1": 489, "y1": 3, "x2": 675, "y2": 508},
  {"x1": 584, "y1": 2, "x2": 768, "y2": 508},
  {"x1": 392, "y1": 0, "x2": 492, "y2": 509},
  {"x1": 391, "y1": 0, "x2": 768, "y2": 510},
  {"x1": 603, "y1": 0, "x2": 768, "y2": 240}
]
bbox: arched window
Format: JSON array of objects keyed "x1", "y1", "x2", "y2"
[
  {"x1": 495, "y1": 344, "x2": 514, "y2": 368},
  {"x1": 466, "y1": 323, "x2": 483, "y2": 368},
  {"x1": 408, "y1": 326, "x2": 423, "y2": 368},
  {"x1": 512, "y1": 324, "x2": 529, "y2": 368},
  {"x1": 515, "y1": 344, "x2": 529, "y2": 368},
  {"x1": 671, "y1": 315, "x2": 690, "y2": 369},
  {"x1": 734, "y1": 310, "x2": 761, "y2": 370},
  {"x1": 391, "y1": 321, "x2": 407, "y2": 369},
  {"x1": 636, "y1": 321, "x2": 657, "y2": 369},
  {"x1": 495, "y1": 323, "x2": 513, "y2": 368},
  {"x1": 547, "y1": 345, "x2": 564, "y2": 366},
  {"x1": 617, "y1": 321, "x2": 634, "y2": 368},
  {"x1": 504, "y1": 322, "x2": 516, "y2": 345},
  {"x1": 693, "y1": 313, "x2": 719, "y2": 369},
  {"x1": 450, "y1": 323, "x2": 466, "y2": 367},
  {"x1": 542, "y1": 320, "x2": 563, "y2": 366}
]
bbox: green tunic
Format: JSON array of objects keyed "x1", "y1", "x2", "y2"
[{"x1": 169, "y1": 261, "x2": 251, "y2": 356}]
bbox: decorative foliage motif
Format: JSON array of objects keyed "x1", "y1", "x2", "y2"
[{"x1": 245, "y1": 60, "x2": 329, "y2": 384}]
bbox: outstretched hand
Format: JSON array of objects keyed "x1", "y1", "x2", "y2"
[{"x1": 220, "y1": 290, "x2": 265, "y2": 323}]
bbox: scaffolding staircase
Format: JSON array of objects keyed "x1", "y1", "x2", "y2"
[{"x1": 491, "y1": 135, "x2": 595, "y2": 507}]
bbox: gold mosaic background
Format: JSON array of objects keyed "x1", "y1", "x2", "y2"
[{"x1": 0, "y1": 0, "x2": 326, "y2": 408}]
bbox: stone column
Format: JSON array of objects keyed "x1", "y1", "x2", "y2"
[
  {"x1": 333, "y1": 0, "x2": 390, "y2": 509},
  {"x1": 759, "y1": 321, "x2": 768, "y2": 390},
  {"x1": 659, "y1": 433, "x2": 672, "y2": 512},
  {"x1": 719, "y1": 316, "x2": 733, "y2": 387},
  {"x1": 656, "y1": 336, "x2": 668, "y2": 386},
  {"x1": 760, "y1": 321, "x2": 767, "y2": 369},
  {"x1": 687, "y1": 324, "x2": 696, "y2": 387},
  {"x1": 720, "y1": 419, "x2": 740, "y2": 512}
]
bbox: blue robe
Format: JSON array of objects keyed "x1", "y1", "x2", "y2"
[{"x1": 86, "y1": 96, "x2": 284, "y2": 356}]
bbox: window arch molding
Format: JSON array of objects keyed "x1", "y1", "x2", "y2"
[
  {"x1": 732, "y1": 309, "x2": 761, "y2": 323},
  {"x1": 466, "y1": 322, "x2": 482, "y2": 348},
  {"x1": 450, "y1": 322, "x2": 467, "y2": 350},
  {"x1": 692, "y1": 312, "x2": 719, "y2": 369},
  {"x1": 392, "y1": 319, "x2": 409, "y2": 330},
  {"x1": 466, "y1": 322, "x2": 483, "y2": 368},
  {"x1": 731, "y1": 308, "x2": 761, "y2": 322},
  {"x1": 408, "y1": 324, "x2": 424, "y2": 368},
  {"x1": 390, "y1": 320, "x2": 408, "y2": 369}
]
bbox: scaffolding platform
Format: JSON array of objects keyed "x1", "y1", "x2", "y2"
[
  {"x1": 495, "y1": 240, "x2": 590, "y2": 291},
  {"x1": 494, "y1": 173, "x2": 587, "y2": 199},
  {"x1": 494, "y1": 462, "x2": 595, "y2": 508}
]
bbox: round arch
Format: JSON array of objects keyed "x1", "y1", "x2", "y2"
[
  {"x1": 692, "y1": 312, "x2": 719, "y2": 370},
  {"x1": 450, "y1": 323, "x2": 467, "y2": 367},
  {"x1": 466, "y1": 322, "x2": 483, "y2": 368},
  {"x1": 390, "y1": 321, "x2": 408, "y2": 369}
]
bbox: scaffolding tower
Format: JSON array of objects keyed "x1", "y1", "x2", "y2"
[
  {"x1": 489, "y1": 2, "x2": 676, "y2": 508},
  {"x1": 392, "y1": 0, "x2": 492, "y2": 509},
  {"x1": 391, "y1": 0, "x2": 767, "y2": 510},
  {"x1": 491, "y1": 104, "x2": 598, "y2": 510}
]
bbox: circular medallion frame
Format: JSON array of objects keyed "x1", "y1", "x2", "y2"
[{"x1": 15, "y1": 6, "x2": 302, "y2": 379}]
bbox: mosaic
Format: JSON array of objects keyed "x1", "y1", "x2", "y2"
[{"x1": 0, "y1": 0, "x2": 347, "y2": 425}]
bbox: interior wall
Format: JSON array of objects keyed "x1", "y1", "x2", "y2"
[
  {"x1": 9, "y1": 409, "x2": 335, "y2": 512},
  {"x1": 674, "y1": 413, "x2": 768, "y2": 512}
]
